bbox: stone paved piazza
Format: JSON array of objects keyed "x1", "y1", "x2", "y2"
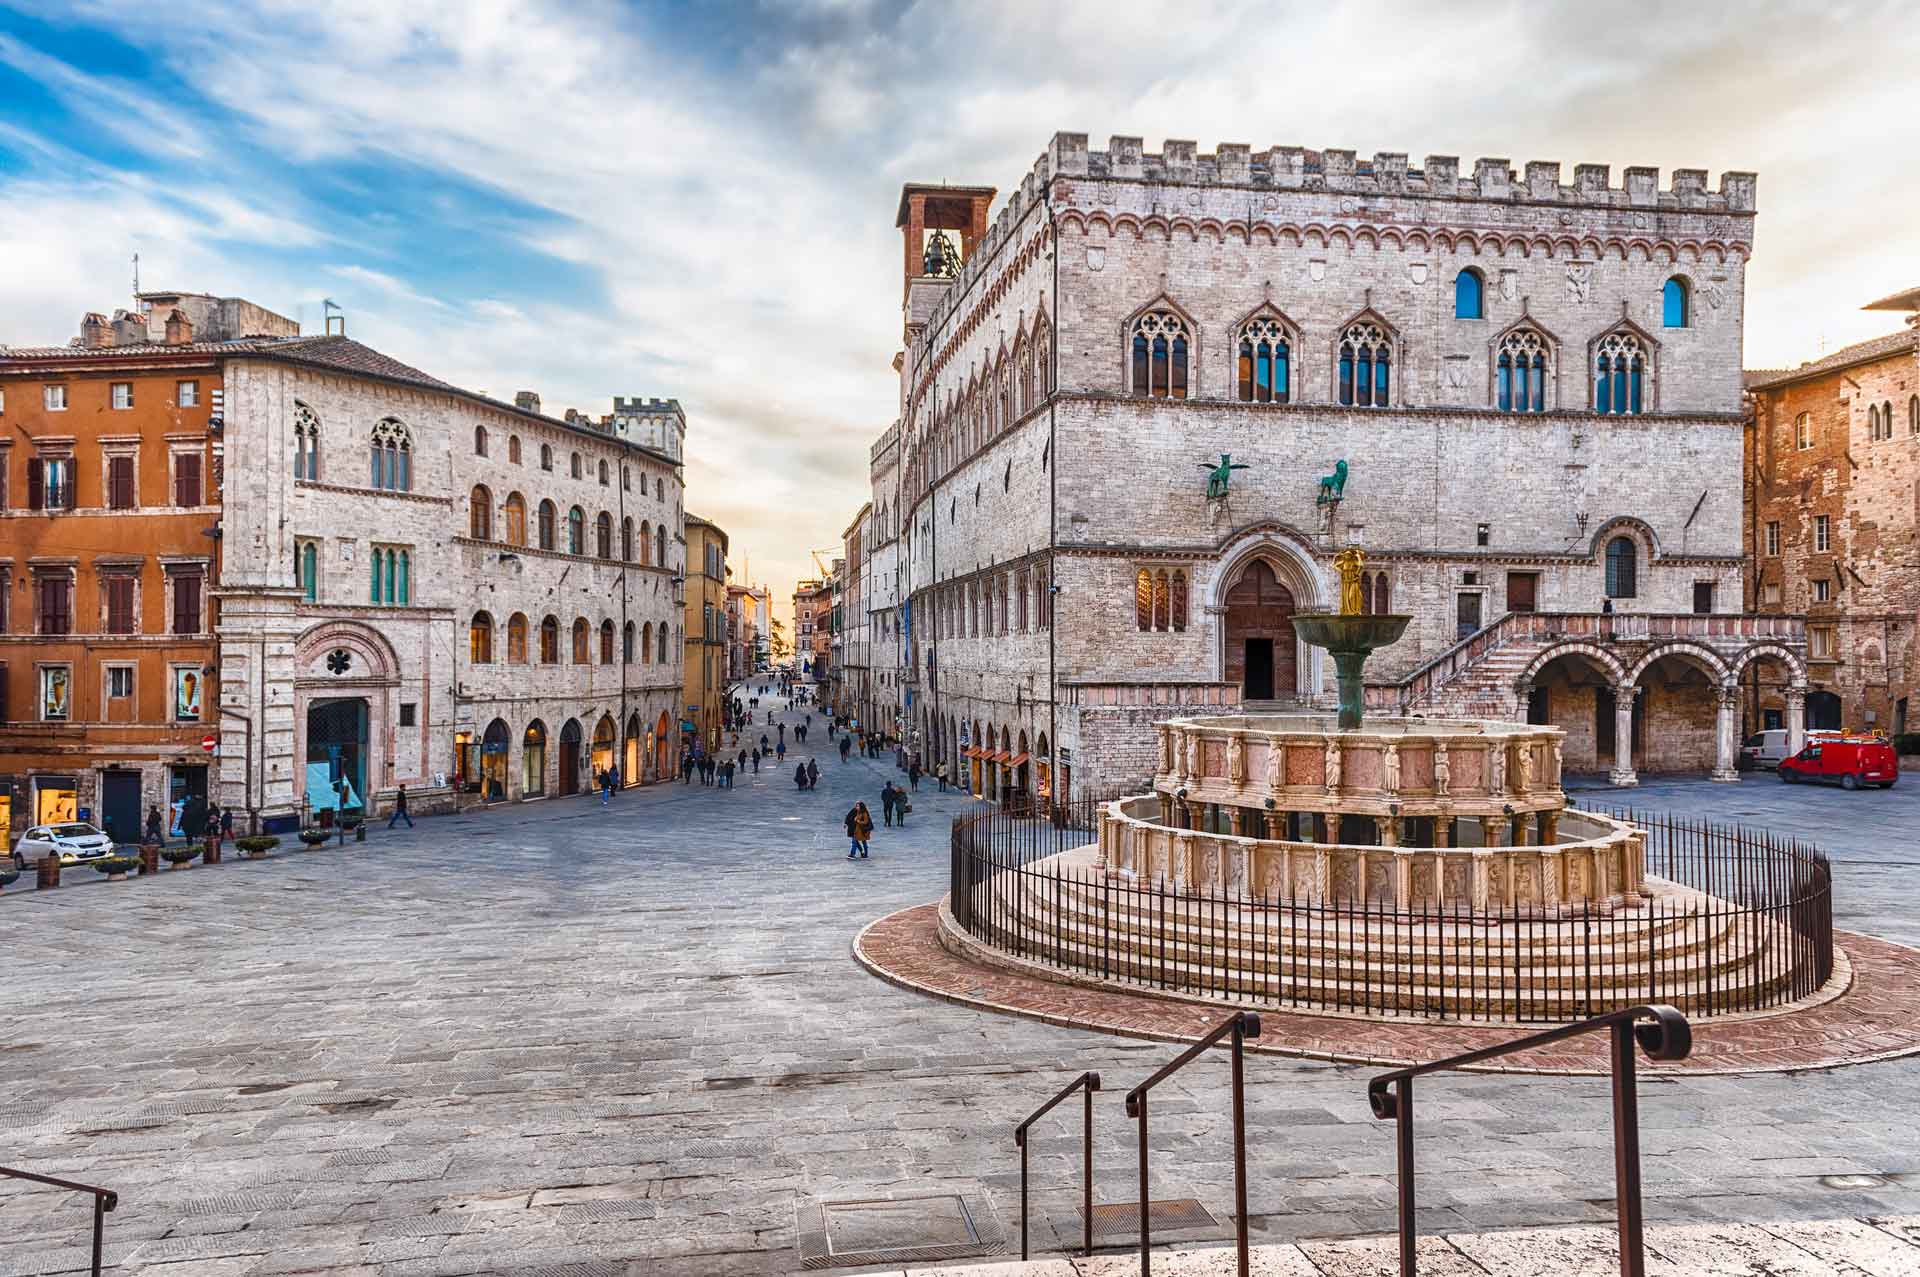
[{"x1": 5, "y1": 702, "x2": 1920, "y2": 1274}]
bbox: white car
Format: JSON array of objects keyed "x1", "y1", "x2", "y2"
[{"x1": 12, "y1": 822, "x2": 116, "y2": 866}]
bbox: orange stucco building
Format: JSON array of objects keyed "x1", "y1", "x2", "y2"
[{"x1": 1, "y1": 294, "x2": 296, "y2": 847}]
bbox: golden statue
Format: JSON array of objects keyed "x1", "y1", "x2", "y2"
[{"x1": 1334, "y1": 547, "x2": 1366, "y2": 615}]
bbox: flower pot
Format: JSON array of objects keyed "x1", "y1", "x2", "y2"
[{"x1": 108, "y1": 871, "x2": 128, "y2": 882}]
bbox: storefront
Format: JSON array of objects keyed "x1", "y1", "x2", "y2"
[
  {"x1": 522, "y1": 721, "x2": 547, "y2": 797},
  {"x1": 35, "y1": 774, "x2": 79, "y2": 825},
  {"x1": 480, "y1": 718, "x2": 510, "y2": 802}
]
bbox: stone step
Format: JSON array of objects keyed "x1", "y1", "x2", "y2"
[{"x1": 896, "y1": 1217, "x2": 1920, "y2": 1275}]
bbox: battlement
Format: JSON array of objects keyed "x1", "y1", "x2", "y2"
[
  {"x1": 869, "y1": 420, "x2": 902, "y2": 466},
  {"x1": 612, "y1": 396, "x2": 684, "y2": 417},
  {"x1": 1044, "y1": 133, "x2": 1756, "y2": 213},
  {"x1": 910, "y1": 132, "x2": 1756, "y2": 370}
]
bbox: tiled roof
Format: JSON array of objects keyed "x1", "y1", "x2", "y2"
[
  {"x1": 1745, "y1": 329, "x2": 1916, "y2": 390},
  {"x1": 0, "y1": 337, "x2": 278, "y2": 360},
  {"x1": 257, "y1": 335, "x2": 457, "y2": 392}
]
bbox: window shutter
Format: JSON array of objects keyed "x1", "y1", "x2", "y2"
[
  {"x1": 175, "y1": 454, "x2": 202, "y2": 507},
  {"x1": 173, "y1": 573, "x2": 202, "y2": 635},
  {"x1": 108, "y1": 456, "x2": 133, "y2": 509},
  {"x1": 27, "y1": 457, "x2": 43, "y2": 510},
  {"x1": 106, "y1": 576, "x2": 134, "y2": 633}
]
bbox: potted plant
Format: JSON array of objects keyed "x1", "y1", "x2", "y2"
[
  {"x1": 92, "y1": 854, "x2": 140, "y2": 882},
  {"x1": 161, "y1": 844, "x2": 200, "y2": 870},
  {"x1": 298, "y1": 827, "x2": 330, "y2": 848},
  {"x1": 339, "y1": 807, "x2": 367, "y2": 843},
  {"x1": 235, "y1": 835, "x2": 280, "y2": 860},
  {"x1": 0, "y1": 861, "x2": 19, "y2": 893}
]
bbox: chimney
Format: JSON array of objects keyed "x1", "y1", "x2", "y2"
[
  {"x1": 514, "y1": 390, "x2": 541, "y2": 414},
  {"x1": 80, "y1": 312, "x2": 112, "y2": 349},
  {"x1": 164, "y1": 308, "x2": 193, "y2": 346},
  {"x1": 111, "y1": 310, "x2": 146, "y2": 346}
]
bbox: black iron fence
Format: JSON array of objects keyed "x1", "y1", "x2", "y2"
[{"x1": 949, "y1": 799, "x2": 1833, "y2": 1024}]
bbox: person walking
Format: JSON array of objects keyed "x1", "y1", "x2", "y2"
[
  {"x1": 845, "y1": 801, "x2": 873, "y2": 859},
  {"x1": 600, "y1": 770, "x2": 612, "y2": 805},
  {"x1": 778, "y1": 722, "x2": 787, "y2": 744},
  {"x1": 909, "y1": 759, "x2": 921, "y2": 791},
  {"x1": 880, "y1": 781, "x2": 897, "y2": 827},
  {"x1": 936, "y1": 762, "x2": 948, "y2": 792},
  {"x1": 760, "y1": 733, "x2": 770, "y2": 753},
  {"x1": 681, "y1": 753, "x2": 694, "y2": 784},
  {"x1": 388, "y1": 784, "x2": 414, "y2": 829},
  {"x1": 751, "y1": 749, "x2": 760, "y2": 774},
  {"x1": 776, "y1": 739, "x2": 787, "y2": 763},
  {"x1": 219, "y1": 804, "x2": 236, "y2": 845},
  {"x1": 807, "y1": 758, "x2": 820, "y2": 789},
  {"x1": 795, "y1": 762, "x2": 808, "y2": 790},
  {"x1": 144, "y1": 805, "x2": 163, "y2": 846},
  {"x1": 839, "y1": 735, "x2": 852, "y2": 763}
]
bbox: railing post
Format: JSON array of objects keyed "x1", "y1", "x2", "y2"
[
  {"x1": 91, "y1": 1194, "x2": 105, "y2": 1277},
  {"x1": 1083, "y1": 1076, "x2": 1095, "y2": 1257},
  {"x1": 1232, "y1": 1016, "x2": 1251, "y2": 1277},
  {"x1": 1019, "y1": 1132, "x2": 1029, "y2": 1261},
  {"x1": 1137, "y1": 1090, "x2": 1152, "y2": 1275},
  {"x1": 1610, "y1": 1021, "x2": 1646, "y2": 1277},
  {"x1": 1396, "y1": 1077, "x2": 1415, "y2": 1276}
]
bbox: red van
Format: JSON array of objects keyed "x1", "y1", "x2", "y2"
[{"x1": 1778, "y1": 737, "x2": 1900, "y2": 790}]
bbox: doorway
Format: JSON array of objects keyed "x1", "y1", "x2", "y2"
[
  {"x1": 1806, "y1": 690, "x2": 1842, "y2": 731},
  {"x1": 1244, "y1": 639, "x2": 1275, "y2": 700},
  {"x1": 559, "y1": 719, "x2": 583, "y2": 795},
  {"x1": 1506, "y1": 573, "x2": 1538, "y2": 614},
  {"x1": 1456, "y1": 592, "x2": 1483, "y2": 641},
  {"x1": 100, "y1": 771, "x2": 141, "y2": 844},
  {"x1": 307, "y1": 699, "x2": 369, "y2": 810}
]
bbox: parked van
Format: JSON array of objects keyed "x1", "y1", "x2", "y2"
[
  {"x1": 1740, "y1": 728, "x2": 1847, "y2": 771},
  {"x1": 1778, "y1": 737, "x2": 1900, "y2": 790}
]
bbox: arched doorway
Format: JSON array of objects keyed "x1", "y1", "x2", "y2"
[
  {"x1": 559, "y1": 719, "x2": 582, "y2": 795},
  {"x1": 1632, "y1": 650, "x2": 1725, "y2": 775},
  {"x1": 522, "y1": 721, "x2": 546, "y2": 797},
  {"x1": 1807, "y1": 690, "x2": 1842, "y2": 731},
  {"x1": 481, "y1": 717, "x2": 510, "y2": 802},
  {"x1": 624, "y1": 713, "x2": 642, "y2": 785},
  {"x1": 592, "y1": 715, "x2": 617, "y2": 783},
  {"x1": 654, "y1": 710, "x2": 672, "y2": 778},
  {"x1": 1523, "y1": 649, "x2": 1627, "y2": 774},
  {"x1": 1224, "y1": 559, "x2": 1298, "y2": 701},
  {"x1": 307, "y1": 698, "x2": 369, "y2": 812}
]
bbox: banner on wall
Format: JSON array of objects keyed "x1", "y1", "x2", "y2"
[{"x1": 173, "y1": 668, "x2": 202, "y2": 721}]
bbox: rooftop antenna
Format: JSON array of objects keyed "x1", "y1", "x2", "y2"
[
  {"x1": 131, "y1": 251, "x2": 140, "y2": 299},
  {"x1": 323, "y1": 298, "x2": 346, "y2": 337}
]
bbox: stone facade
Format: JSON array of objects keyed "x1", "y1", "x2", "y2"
[
  {"x1": 869, "y1": 133, "x2": 1801, "y2": 799},
  {"x1": 865, "y1": 423, "x2": 904, "y2": 739},
  {"x1": 837, "y1": 503, "x2": 870, "y2": 722},
  {"x1": 1745, "y1": 300, "x2": 1920, "y2": 740},
  {"x1": 216, "y1": 338, "x2": 686, "y2": 828},
  {"x1": 683, "y1": 513, "x2": 729, "y2": 753}
]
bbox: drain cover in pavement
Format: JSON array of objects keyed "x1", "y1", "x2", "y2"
[
  {"x1": 1083, "y1": 1197, "x2": 1220, "y2": 1242},
  {"x1": 795, "y1": 1192, "x2": 1008, "y2": 1269}
]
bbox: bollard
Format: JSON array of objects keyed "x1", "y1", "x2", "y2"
[
  {"x1": 203, "y1": 837, "x2": 221, "y2": 866},
  {"x1": 37, "y1": 854, "x2": 61, "y2": 889},
  {"x1": 138, "y1": 844, "x2": 159, "y2": 876},
  {"x1": 355, "y1": 824, "x2": 366, "y2": 843}
]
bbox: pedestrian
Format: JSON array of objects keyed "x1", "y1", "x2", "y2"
[
  {"x1": 880, "y1": 781, "x2": 896, "y2": 827},
  {"x1": 839, "y1": 735, "x2": 851, "y2": 762},
  {"x1": 844, "y1": 800, "x2": 873, "y2": 859},
  {"x1": 601, "y1": 770, "x2": 612, "y2": 805},
  {"x1": 205, "y1": 801, "x2": 222, "y2": 847},
  {"x1": 219, "y1": 803, "x2": 235, "y2": 845},
  {"x1": 761, "y1": 734, "x2": 770, "y2": 753},
  {"x1": 779, "y1": 723, "x2": 787, "y2": 743},
  {"x1": 909, "y1": 760, "x2": 921, "y2": 791},
  {"x1": 751, "y1": 749, "x2": 760, "y2": 774},
  {"x1": 896, "y1": 789, "x2": 910, "y2": 825},
  {"x1": 776, "y1": 740, "x2": 787, "y2": 763},
  {"x1": 388, "y1": 784, "x2": 414, "y2": 829},
  {"x1": 795, "y1": 763, "x2": 808, "y2": 790},
  {"x1": 682, "y1": 754, "x2": 694, "y2": 784},
  {"x1": 807, "y1": 758, "x2": 820, "y2": 789},
  {"x1": 937, "y1": 762, "x2": 948, "y2": 792},
  {"x1": 144, "y1": 805, "x2": 162, "y2": 845},
  {"x1": 722, "y1": 759, "x2": 734, "y2": 789}
]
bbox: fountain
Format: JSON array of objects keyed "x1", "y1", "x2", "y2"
[{"x1": 1290, "y1": 547, "x2": 1409, "y2": 731}]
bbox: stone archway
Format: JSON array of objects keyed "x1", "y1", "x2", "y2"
[
  {"x1": 294, "y1": 620, "x2": 401, "y2": 814},
  {"x1": 1206, "y1": 527, "x2": 1328, "y2": 702}
]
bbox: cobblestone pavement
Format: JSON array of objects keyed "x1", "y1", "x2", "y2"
[{"x1": 5, "y1": 700, "x2": 1920, "y2": 1276}]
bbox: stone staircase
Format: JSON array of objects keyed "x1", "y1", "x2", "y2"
[
  {"x1": 1364, "y1": 611, "x2": 1808, "y2": 721},
  {"x1": 889, "y1": 1217, "x2": 1920, "y2": 1274}
]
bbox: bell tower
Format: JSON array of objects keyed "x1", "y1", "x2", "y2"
[{"x1": 896, "y1": 183, "x2": 996, "y2": 339}]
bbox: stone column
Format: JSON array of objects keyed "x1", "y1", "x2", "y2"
[
  {"x1": 1609, "y1": 685, "x2": 1639, "y2": 787},
  {"x1": 1324, "y1": 812, "x2": 1343, "y2": 845},
  {"x1": 1228, "y1": 806, "x2": 1246, "y2": 837},
  {"x1": 1711, "y1": 684, "x2": 1741, "y2": 783},
  {"x1": 1786, "y1": 684, "x2": 1807, "y2": 757},
  {"x1": 1434, "y1": 817, "x2": 1451, "y2": 849},
  {"x1": 1540, "y1": 810, "x2": 1559, "y2": 845}
]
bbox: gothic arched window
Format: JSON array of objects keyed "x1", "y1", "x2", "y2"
[
  {"x1": 1910, "y1": 395, "x2": 1919, "y2": 435},
  {"x1": 599, "y1": 619, "x2": 615, "y2": 664},
  {"x1": 1129, "y1": 308, "x2": 1191, "y2": 400},
  {"x1": 657, "y1": 623, "x2": 668, "y2": 663},
  {"x1": 1497, "y1": 328, "x2": 1550, "y2": 413},
  {"x1": 540, "y1": 443, "x2": 553, "y2": 471},
  {"x1": 623, "y1": 620, "x2": 636, "y2": 663},
  {"x1": 469, "y1": 484, "x2": 493, "y2": 540},
  {"x1": 595, "y1": 511, "x2": 613, "y2": 559},
  {"x1": 567, "y1": 506, "x2": 584, "y2": 556},
  {"x1": 475, "y1": 425, "x2": 488, "y2": 457},
  {"x1": 1338, "y1": 322, "x2": 1392, "y2": 408},
  {"x1": 1594, "y1": 332, "x2": 1647, "y2": 415},
  {"x1": 370, "y1": 418, "x2": 412, "y2": 491},
  {"x1": 1662, "y1": 276, "x2": 1690, "y2": 328},
  {"x1": 1236, "y1": 315, "x2": 1292, "y2": 403},
  {"x1": 641, "y1": 622, "x2": 653, "y2": 664},
  {"x1": 469, "y1": 610, "x2": 494, "y2": 664},
  {"x1": 621, "y1": 516, "x2": 635, "y2": 562},
  {"x1": 537, "y1": 499, "x2": 556, "y2": 550},
  {"x1": 503, "y1": 492, "x2": 527, "y2": 545},
  {"x1": 508, "y1": 434, "x2": 521, "y2": 464},
  {"x1": 1455, "y1": 269, "x2": 1484, "y2": 320},
  {"x1": 572, "y1": 617, "x2": 589, "y2": 664},
  {"x1": 1605, "y1": 536, "x2": 1638, "y2": 599},
  {"x1": 539, "y1": 615, "x2": 559, "y2": 664},
  {"x1": 293, "y1": 402, "x2": 321, "y2": 481},
  {"x1": 655, "y1": 524, "x2": 666, "y2": 566},
  {"x1": 508, "y1": 612, "x2": 529, "y2": 663}
]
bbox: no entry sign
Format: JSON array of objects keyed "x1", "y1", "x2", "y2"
[{"x1": 202, "y1": 735, "x2": 218, "y2": 753}]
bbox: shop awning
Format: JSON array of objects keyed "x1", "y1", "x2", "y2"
[
  {"x1": 1006, "y1": 752, "x2": 1030, "y2": 767},
  {"x1": 962, "y1": 746, "x2": 981, "y2": 759}
]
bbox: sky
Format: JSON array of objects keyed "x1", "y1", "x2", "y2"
[{"x1": 3, "y1": 0, "x2": 1919, "y2": 627}]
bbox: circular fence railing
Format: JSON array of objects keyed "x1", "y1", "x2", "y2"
[{"x1": 948, "y1": 797, "x2": 1834, "y2": 1025}]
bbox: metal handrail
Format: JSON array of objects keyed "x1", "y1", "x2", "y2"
[
  {"x1": 1, "y1": 1166, "x2": 118, "y2": 1276},
  {"x1": 1122, "y1": 1011, "x2": 1261, "y2": 1276},
  {"x1": 1366, "y1": 1004, "x2": 1691, "y2": 1277},
  {"x1": 1013, "y1": 1070, "x2": 1101, "y2": 1260}
]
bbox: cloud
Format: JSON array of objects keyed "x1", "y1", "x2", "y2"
[{"x1": 4, "y1": 0, "x2": 1920, "y2": 619}]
